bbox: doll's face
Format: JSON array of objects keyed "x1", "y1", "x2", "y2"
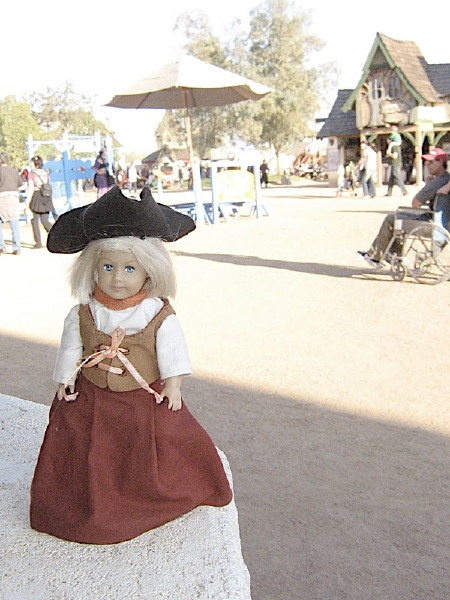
[{"x1": 97, "y1": 251, "x2": 147, "y2": 299}]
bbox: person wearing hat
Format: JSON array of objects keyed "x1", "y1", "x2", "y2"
[
  {"x1": 385, "y1": 131, "x2": 407, "y2": 197},
  {"x1": 30, "y1": 186, "x2": 232, "y2": 544},
  {"x1": 358, "y1": 147, "x2": 450, "y2": 265}
]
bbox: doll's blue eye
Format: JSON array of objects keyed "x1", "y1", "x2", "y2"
[
  {"x1": 103, "y1": 264, "x2": 113, "y2": 271},
  {"x1": 125, "y1": 266, "x2": 135, "y2": 273}
]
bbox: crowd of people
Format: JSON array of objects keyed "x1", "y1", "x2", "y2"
[
  {"x1": 108, "y1": 158, "x2": 196, "y2": 196},
  {"x1": 337, "y1": 129, "x2": 414, "y2": 199},
  {"x1": 0, "y1": 144, "x2": 207, "y2": 256},
  {"x1": 1, "y1": 136, "x2": 449, "y2": 264}
]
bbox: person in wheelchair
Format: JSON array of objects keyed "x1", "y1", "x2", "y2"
[{"x1": 358, "y1": 148, "x2": 450, "y2": 265}]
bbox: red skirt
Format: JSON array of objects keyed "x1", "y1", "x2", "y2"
[{"x1": 30, "y1": 375, "x2": 232, "y2": 544}]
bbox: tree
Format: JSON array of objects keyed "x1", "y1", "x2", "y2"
[
  {"x1": 156, "y1": 11, "x2": 237, "y2": 158},
  {"x1": 26, "y1": 82, "x2": 112, "y2": 139},
  {"x1": 155, "y1": 108, "x2": 187, "y2": 153},
  {"x1": 0, "y1": 84, "x2": 116, "y2": 166},
  {"x1": 0, "y1": 96, "x2": 42, "y2": 167},
  {"x1": 157, "y1": 2, "x2": 336, "y2": 169},
  {"x1": 242, "y1": 0, "x2": 328, "y2": 169}
]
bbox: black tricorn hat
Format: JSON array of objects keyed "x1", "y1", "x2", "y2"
[{"x1": 47, "y1": 186, "x2": 196, "y2": 254}]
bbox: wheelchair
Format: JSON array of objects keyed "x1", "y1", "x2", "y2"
[{"x1": 380, "y1": 203, "x2": 450, "y2": 285}]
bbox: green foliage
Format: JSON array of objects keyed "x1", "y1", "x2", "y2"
[
  {"x1": 0, "y1": 96, "x2": 42, "y2": 167},
  {"x1": 0, "y1": 82, "x2": 115, "y2": 166},
  {"x1": 174, "y1": 11, "x2": 230, "y2": 67},
  {"x1": 27, "y1": 82, "x2": 92, "y2": 132},
  {"x1": 242, "y1": 0, "x2": 325, "y2": 159},
  {"x1": 156, "y1": 0, "x2": 336, "y2": 170},
  {"x1": 156, "y1": 111, "x2": 187, "y2": 152},
  {"x1": 26, "y1": 82, "x2": 111, "y2": 142},
  {"x1": 159, "y1": 11, "x2": 236, "y2": 158}
]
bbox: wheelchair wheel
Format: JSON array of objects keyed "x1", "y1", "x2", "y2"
[
  {"x1": 390, "y1": 257, "x2": 406, "y2": 281},
  {"x1": 402, "y1": 223, "x2": 450, "y2": 284}
]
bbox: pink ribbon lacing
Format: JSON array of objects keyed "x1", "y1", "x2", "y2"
[{"x1": 64, "y1": 326, "x2": 162, "y2": 403}]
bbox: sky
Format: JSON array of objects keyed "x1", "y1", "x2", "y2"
[{"x1": 3, "y1": 0, "x2": 450, "y2": 155}]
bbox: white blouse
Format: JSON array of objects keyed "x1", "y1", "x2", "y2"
[{"x1": 53, "y1": 297, "x2": 191, "y2": 385}]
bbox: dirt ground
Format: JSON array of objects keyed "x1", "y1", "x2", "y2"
[{"x1": 1, "y1": 181, "x2": 449, "y2": 600}]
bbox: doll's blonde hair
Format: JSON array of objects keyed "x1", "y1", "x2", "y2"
[{"x1": 69, "y1": 237, "x2": 177, "y2": 303}]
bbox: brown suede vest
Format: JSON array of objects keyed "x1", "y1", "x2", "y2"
[{"x1": 78, "y1": 299, "x2": 175, "y2": 392}]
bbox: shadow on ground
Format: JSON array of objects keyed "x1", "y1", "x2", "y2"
[
  {"x1": 174, "y1": 250, "x2": 396, "y2": 281},
  {"x1": 187, "y1": 376, "x2": 450, "y2": 600},
  {"x1": 1, "y1": 333, "x2": 449, "y2": 600},
  {"x1": 336, "y1": 209, "x2": 393, "y2": 215},
  {"x1": 0, "y1": 334, "x2": 58, "y2": 405},
  {"x1": 3, "y1": 238, "x2": 40, "y2": 250},
  {"x1": 267, "y1": 193, "x2": 340, "y2": 200}
]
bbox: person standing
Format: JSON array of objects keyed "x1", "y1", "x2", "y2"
[
  {"x1": 0, "y1": 152, "x2": 22, "y2": 255},
  {"x1": 385, "y1": 132, "x2": 407, "y2": 196},
  {"x1": 28, "y1": 156, "x2": 55, "y2": 249},
  {"x1": 178, "y1": 165, "x2": 184, "y2": 190},
  {"x1": 336, "y1": 164, "x2": 346, "y2": 197},
  {"x1": 260, "y1": 160, "x2": 269, "y2": 188},
  {"x1": 366, "y1": 142, "x2": 378, "y2": 197},
  {"x1": 128, "y1": 162, "x2": 138, "y2": 193},
  {"x1": 359, "y1": 140, "x2": 377, "y2": 198},
  {"x1": 345, "y1": 161, "x2": 357, "y2": 196},
  {"x1": 93, "y1": 148, "x2": 112, "y2": 199}
]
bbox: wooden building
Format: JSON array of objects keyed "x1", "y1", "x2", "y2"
[{"x1": 317, "y1": 33, "x2": 450, "y2": 186}]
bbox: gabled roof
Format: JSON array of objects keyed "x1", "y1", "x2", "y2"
[
  {"x1": 342, "y1": 32, "x2": 440, "y2": 111},
  {"x1": 142, "y1": 146, "x2": 190, "y2": 164},
  {"x1": 425, "y1": 64, "x2": 450, "y2": 97},
  {"x1": 142, "y1": 147, "x2": 176, "y2": 164},
  {"x1": 316, "y1": 90, "x2": 358, "y2": 139}
]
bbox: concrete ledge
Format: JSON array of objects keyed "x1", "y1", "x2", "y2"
[{"x1": 0, "y1": 394, "x2": 251, "y2": 599}]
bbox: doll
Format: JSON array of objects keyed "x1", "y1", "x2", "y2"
[{"x1": 30, "y1": 187, "x2": 232, "y2": 545}]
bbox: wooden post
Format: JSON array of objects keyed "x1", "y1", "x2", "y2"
[
  {"x1": 183, "y1": 90, "x2": 205, "y2": 226},
  {"x1": 415, "y1": 126, "x2": 424, "y2": 186},
  {"x1": 376, "y1": 138, "x2": 383, "y2": 187}
]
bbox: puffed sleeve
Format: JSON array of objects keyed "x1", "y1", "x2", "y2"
[
  {"x1": 156, "y1": 314, "x2": 192, "y2": 380},
  {"x1": 53, "y1": 305, "x2": 83, "y2": 385}
]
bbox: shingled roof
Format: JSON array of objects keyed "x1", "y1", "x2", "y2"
[
  {"x1": 316, "y1": 90, "x2": 358, "y2": 139},
  {"x1": 380, "y1": 34, "x2": 439, "y2": 102},
  {"x1": 142, "y1": 147, "x2": 176, "y2": 164},
  {"x1": 425, "y1": 64, "x2": 450, "y2": 98},
  {"x1": 343, "y1": 33, "x2": 440, "y2": 112}
]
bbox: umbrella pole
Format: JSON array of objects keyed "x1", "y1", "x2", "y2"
[{"x1": 184, "y1": 101, "x2": 205, "y2": 226}]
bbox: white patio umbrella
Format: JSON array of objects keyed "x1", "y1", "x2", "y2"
[{"x1": 105, "y1": 53, "x2": 272, "y2": 222}]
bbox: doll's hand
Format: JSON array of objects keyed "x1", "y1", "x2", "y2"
[
  {"x1": 161, "y1": 375, "x2": 183, "y2": 411},
  {"x1": 57, "y1": 383, "x2": 78, "y2": 401}
]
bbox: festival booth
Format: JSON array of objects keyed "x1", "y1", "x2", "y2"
[{"x1": 164, "y1": 158, "x2": 269, "y2": 225}]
